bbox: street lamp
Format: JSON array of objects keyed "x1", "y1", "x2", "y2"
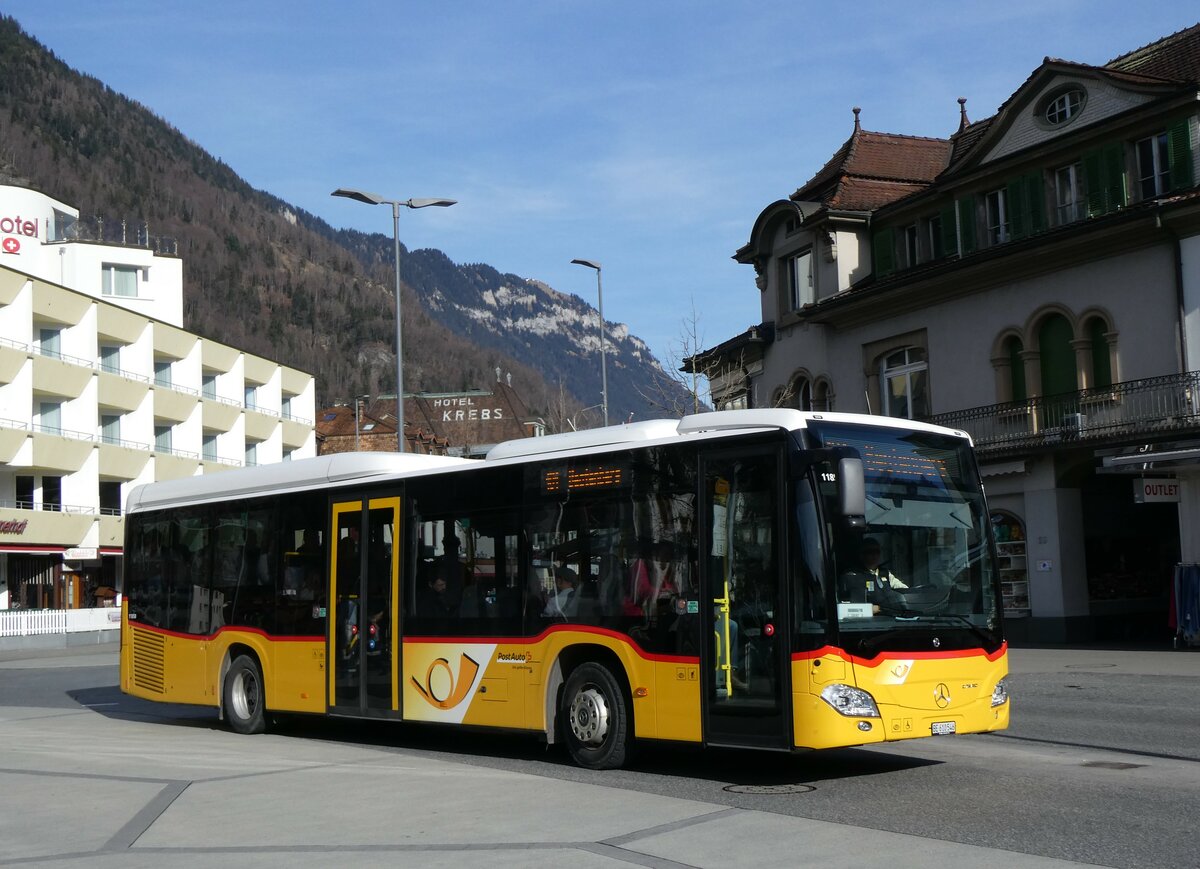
[
  {"x1": 333, "y1": 188, "x2": 456, "y2": 451},
  {"x1": 570, "y1": 258, "x2": 608, "y2": 427}
]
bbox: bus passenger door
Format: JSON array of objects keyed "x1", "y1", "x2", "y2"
[
  {"x1": 328, "y1": 496, "x2": 402, "y2": 717},
  {"x1": 699, "y1": 449, "x2": 790, "y2": 749}
]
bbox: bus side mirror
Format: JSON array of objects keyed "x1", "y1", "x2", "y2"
[{"x1": 838, "y1": 457, "x2": 865, "y2": 528}]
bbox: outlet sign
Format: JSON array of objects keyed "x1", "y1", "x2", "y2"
[{"x1": 1133, "y1": 478, "x2": 1179, "y2": 503}]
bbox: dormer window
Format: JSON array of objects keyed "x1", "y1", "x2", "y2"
[{"x1": 1037, "y1": 85, "x2": 1086, "y2": 129}]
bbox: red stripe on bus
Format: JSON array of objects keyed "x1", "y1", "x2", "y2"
[
  {"x1": 792, "y1": 641, "x2": 1007, "y2": 666},
  {"x1": 403, "y1": 624, "x2": 700, "y2": 664},
  {"x1": 125, "y1": 622, "x2": 322, "y2": 643}
]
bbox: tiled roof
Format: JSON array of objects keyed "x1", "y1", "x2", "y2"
[
  {"x1": 1106, "y1": 23, "x2": 1200, "y2": 81},
  {"x1": 792, "y1": 126, "x2": 950, "y2": 212}
]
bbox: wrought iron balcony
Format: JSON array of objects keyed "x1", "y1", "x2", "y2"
[{"x1": 926, "y1": 372, "x2": 1200, "y2": 457}]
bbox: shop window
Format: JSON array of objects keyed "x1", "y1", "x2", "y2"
[{"x1": 992, "y1": 512, "x2": 1029, "y2": 614}]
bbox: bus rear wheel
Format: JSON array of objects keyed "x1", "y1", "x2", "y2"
[
  {"x1": 561, "y1": 662, "x2": 632, "y2": 770},
  {"x1": 224, "y1": 654, "x2": 266, "y2": 735}
]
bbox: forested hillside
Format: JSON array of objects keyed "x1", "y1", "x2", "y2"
[{"x1": 0, "y1": 16, "x2": 688, "y2": 423}]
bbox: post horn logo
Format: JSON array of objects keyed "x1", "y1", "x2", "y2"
[{"x1": 412, "y1": 653, "x2": 480, "y2": 710}]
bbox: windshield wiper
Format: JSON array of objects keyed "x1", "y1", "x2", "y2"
[{"x1": 925, "y1": 611, "x2": 997, "y2": 647}]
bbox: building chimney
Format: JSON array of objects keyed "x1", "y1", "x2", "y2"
[{"x1": 958, "y1": 97, "x2": 970, "y2": 133}]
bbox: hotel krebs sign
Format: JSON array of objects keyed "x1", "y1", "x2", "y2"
[{"x1": 1133, "y1": 478, "x2": 1179, "y2": 503}]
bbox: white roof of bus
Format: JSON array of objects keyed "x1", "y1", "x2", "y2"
[
  {"x1": 125, "y1": 410, "x2": 971, "y2": 513},
  {"x1": 124, "y1": 452, "x2": 476, "y2": 514},
  {"x1": 484, "y1": 408, "x2": 970, "y2": 460}
]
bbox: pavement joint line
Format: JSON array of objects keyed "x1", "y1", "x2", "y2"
[
  {"x1": 989, "y1": 732, "x2": 1200, "y2": 764},
  {"x1": 103, "y1": 780, "x2": 191, "y2": 851},
  {"x1": 577, "y1": 841, "x2": 699, "y2": 868},
  {"x1": 599, "y1": 807, "x2": 742, "y2": 847},
  {"x1": 0, "y1": 709, "x2": 94, "y2": 725},
  {"x1": 0, "y1": 766, "x2": 180, "y2": 786}
]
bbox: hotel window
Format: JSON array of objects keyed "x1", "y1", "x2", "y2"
[
  {"x1": 101, "y1": 414, "x2": 121, "y2": 445},
  {"x1": 100, "y1": 344, "x2": 121, "y2": 374},
  {"x1": 38, "y1": 328, "x2": 62, "y2": 359},
  {"x1": 786, "y1": 249, "x2": 814, "y2": 310},
  {"x1": 1055, "y1": 163, "x2": 1085, "y2": 224},
  {"x1": 37, "y1": 401, "x2": 62, "y2": 435},
  {"x1": 101, "y1": 264, "x2": 140, "y2": 297},
  {"x1": 16, "y1": 476, "x2": 34, "y2": 509},
  {"x1": 99, "y1": 481, "x2": 122, "y2": 516},
  {"x1": 245, "y1": 385, "x2": 258, "y2": 410},
  {"x1": 985, "y1": 189, "x2": 1009, "y2": 245},
  {"x1": 202, "y1": 373, "x2": 217, "y2": 399},
  {"x1": 202, "y1": 433, "x2": 218, "y2": 461},
  {"x1": 245, "y1": 442, "x2": 258, "y2": 467},
  {"x1": 881, "y1": 347, "x2": 929, "y2": 420},
  {"x1": 281, "y1": 395, "x2": 293, "y2": 419},
  {"x1": 42, "y1": 476, "x2": 62, "y2": 512},
  {"x1": 1136, "y1": 132, "x2": 1171, "y2": 199},
  {"x1": 154, "y1": 425, "x2": 173, "y2": 455},
  {"x1": 154, "y1": 360, "x2": 172, "y2": 388}
]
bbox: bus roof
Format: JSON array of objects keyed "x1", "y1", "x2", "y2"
[
  {"x1": 124, "y1": 451, "x2": 476, "y2": 514},
  {"x1": 125, "y1": 409, "x2": 971, "y2": 513},
  {"x1": 484, "y1": 409, "x2": 970, "y2": 461}
]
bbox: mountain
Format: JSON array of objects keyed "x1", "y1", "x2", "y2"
[{"x1": 0, "y1": 16, "x2": 690, "y2": 426}]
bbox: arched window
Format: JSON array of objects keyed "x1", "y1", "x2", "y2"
[
  {"x1": 1038, "y1": 314, "x2": 1076, "y2": 396},
  {"x1": 1004, "y1": 335, "x2": 1027, "y2": 401},
  {"x1": 1086, "y1": 317, "x2": 1112, "y2": 388},
  {"x1": 812, "y1": 379, "x2": 832, "y2": 412},
  {"x1": 881, "y1": 347, "x2": 928, "y2": 419}
]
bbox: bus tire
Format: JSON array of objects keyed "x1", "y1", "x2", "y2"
[
  {"x1": 224, "y1": 654, "x2": 266, "y2": 735},
  {"x1": 560, "y1": 661, "x2": 632, "y2": 770}
]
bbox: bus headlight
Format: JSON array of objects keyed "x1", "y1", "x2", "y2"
[
  {"x1": 820, "y1": 684, "x2": 881, "y2": 718},
  {"x1": 991, "y1": 678, "x2": 1009, "y2": 707}
]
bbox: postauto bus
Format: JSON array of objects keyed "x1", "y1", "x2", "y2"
[{"x1": 121, "y1": 409, "x2": 1009, "y2": 768}]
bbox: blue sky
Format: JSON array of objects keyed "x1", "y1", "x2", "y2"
[{"x1": 5, "y1": 2, "x2": 1198, "y2": 369}]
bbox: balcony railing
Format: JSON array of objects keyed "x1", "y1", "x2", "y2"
[
  {"x1": 0, "y1": 499, "x2": 95, "y2": 514},
  {"x1": 927, "y1": 372, "x2": 1200, "y2": 456}
]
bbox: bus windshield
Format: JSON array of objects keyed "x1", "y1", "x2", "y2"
[{"x1": 806, "y1": 421, "x2": 1002, "y2": 653}]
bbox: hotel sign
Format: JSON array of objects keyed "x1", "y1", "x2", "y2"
[{"x1": 0, "y1": 519, "x2": 29, "y2": 535}]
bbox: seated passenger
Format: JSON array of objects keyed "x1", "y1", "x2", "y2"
[{"x1": 542, "y1": 566, "x2": 579, "y2": 618}]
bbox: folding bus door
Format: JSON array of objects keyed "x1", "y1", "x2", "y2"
[
  {"x1": 328, "y1": 495, "x2": 402, "y2": 717},
  {"x1": 699, "y1": 448, "x2": 791, "y2": 749}
]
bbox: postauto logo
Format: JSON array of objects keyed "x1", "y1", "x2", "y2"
[{"x1": 412, "y1": 653, "x2": 480, "y2": 710}]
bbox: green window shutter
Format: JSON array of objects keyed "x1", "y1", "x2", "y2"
[
  {"x1": 939, "y1": 205, "x2": 958, "y2": 256},
  {"x1": 1167, "y1": 119, "x2": 1194, "y2": 191},
  {"x1": 1083, "y1": 148, "x2": 1104, "y2": 216},
  {"x1": 956, "y1": 197, "x2": 977, "y2": 255},
  {"x1": 1084, "y1": 143, "x2": 1127, "y2": 216},
  {"x1": 1025, "y1": 171, "x2": 1046, "y2": 234},
  {"x1": 1007, "y1": 178, "x2": 1027, "y2": 239},
  {"x1": 872, "y1": 227, "x2": 896, "y2": 277}
]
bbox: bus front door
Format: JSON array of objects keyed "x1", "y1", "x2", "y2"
[
  {"x1": 699, "y1": 450, "x2": 790, "y2": 749},
  {"x1": 328, "y1": 496, "x2": 402, "y2": 717}
]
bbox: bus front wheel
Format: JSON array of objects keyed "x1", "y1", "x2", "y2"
[
  {"x1": 224, "y1": 654, "x2": 266, "y2": 735},
  {"x1": 561, "y1": 662, "x2": 632, "y2": 770}
]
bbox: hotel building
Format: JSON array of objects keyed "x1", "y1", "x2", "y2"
[{"x1": 0, "y1": 183, "x2": 316, "y2": 610}]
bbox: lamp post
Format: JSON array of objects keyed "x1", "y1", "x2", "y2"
[
  {"x1": 333, "y1": 188, "x2": 456, "y2": 451},
  {"x1": 570, "y1": 258, "x2": 608, "y2": 427}
]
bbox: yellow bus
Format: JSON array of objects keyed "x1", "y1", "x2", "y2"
[{"x1": 120, "y1": 409, "x2": 1009, "y2": 768}]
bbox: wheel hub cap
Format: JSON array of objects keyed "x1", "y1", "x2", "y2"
[{"x1": 569, "y1": 687, "x2": 609, "y2": 746}]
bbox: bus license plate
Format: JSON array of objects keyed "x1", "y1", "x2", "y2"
[{"x1": 931, "y1": 721, "x2": 956, "y2": 735}]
